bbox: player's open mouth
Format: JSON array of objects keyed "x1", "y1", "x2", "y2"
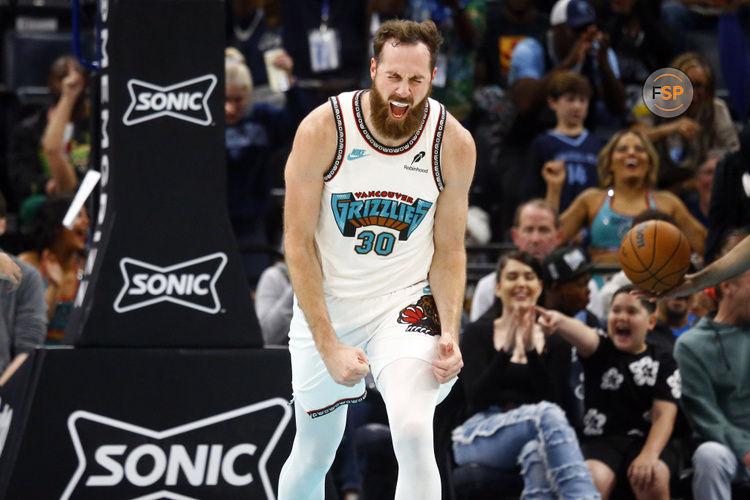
[
  {"x1": 389, "y1": 101, "x2": 409, "y2": 120},
  {"x1": 625, "y1": 158, "x2": 638, "y2": 169}
]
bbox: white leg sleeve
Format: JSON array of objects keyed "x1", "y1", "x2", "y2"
[
  {"x1": 377, "y1": 358, "x2": 442, "y2": 500},
  {"x1": 278, "y1": 400, "x2": 348, "y2": 500}
]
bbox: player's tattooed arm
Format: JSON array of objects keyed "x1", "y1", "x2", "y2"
[
  {"x1": 283, "y1": 103, "x2": 369, "y2": 386},
  {"x1": 429, "y1": 113, "x2": 474, "y2": 384}
]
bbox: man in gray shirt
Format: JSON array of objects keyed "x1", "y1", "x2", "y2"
[{"x1": 0, "y1": 194, "x2": 46, "y2": 383}]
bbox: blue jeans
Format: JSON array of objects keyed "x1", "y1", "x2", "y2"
[
  {"x1": 452, "y1": 402, "x2": 600, "y2": 500},
  {"x1": 693, "y1": 441, "x2": 750, "y2": 500}
]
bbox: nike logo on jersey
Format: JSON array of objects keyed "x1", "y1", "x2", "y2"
[{"x1": 346, "y1": 149, "x2": 368, "y2": 161}]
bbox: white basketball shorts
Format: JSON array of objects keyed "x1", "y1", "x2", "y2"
[{"x1": 288, "y1": 280, "x2": 457, "y2": 418}]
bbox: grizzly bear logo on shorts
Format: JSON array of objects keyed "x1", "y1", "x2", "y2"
[{"x1": 397, "y1": 295, "x2": 441, "y2": 336}]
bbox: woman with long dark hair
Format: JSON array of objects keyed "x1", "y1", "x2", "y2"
[
  {"x1": 19, "y1": 195, "x2": 88, "y2": 343},
  {"x1": 453, "y1": 250, "x2": 600, "y2": 499}
]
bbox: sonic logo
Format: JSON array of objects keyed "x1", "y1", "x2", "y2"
[
  {"x1": 331, "y1": 192, "x2": 432, "y2": 240},
  {"x1": 122, "y1": 74, "x2": 217, "y2": 126},
  {"x1": 62, "y1": 399, "x2": 292, "y2": 500},
  {"x1": 114, "y1": 253, "x2": 227, "y2": 313},
  {"x1": 398, "y1": 295, "x2": 441, "y2": 336}
]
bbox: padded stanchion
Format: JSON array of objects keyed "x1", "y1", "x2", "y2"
[
  {"x1": 66, "y1": 0, "x2": 262, "y2": 347},
  {"x1": 0, "y1": 347, "x2": 294, "y2": 498}
]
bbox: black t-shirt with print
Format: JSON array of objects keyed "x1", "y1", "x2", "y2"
[{"x1": 580, "y1": 333, "x2": 681, "y2": 438}]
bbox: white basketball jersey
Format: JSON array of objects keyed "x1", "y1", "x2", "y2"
[{"x1": 316, "y1": 90, "x2": 446, "y2": 298}]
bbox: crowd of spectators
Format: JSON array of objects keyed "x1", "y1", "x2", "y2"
[{"x1": 1, "y1": 0, "x2": 750, "y2": 499}]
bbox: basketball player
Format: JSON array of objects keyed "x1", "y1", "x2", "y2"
[{"x1": 279, "y1": 19, "x2": 474, "y2": 500}]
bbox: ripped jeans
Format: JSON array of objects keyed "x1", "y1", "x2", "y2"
[{"x1": 452, "y1": 401, "x2": 600, "y2": 500}]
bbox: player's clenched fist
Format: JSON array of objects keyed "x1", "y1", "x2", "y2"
[
  {"x1": 320, "y1": 342, "x2": 370, "y2": 387},
  {"x1": 432, "y1": 336, "x2": 463, "y2": 384}
]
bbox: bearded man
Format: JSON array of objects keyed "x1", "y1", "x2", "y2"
[{"x1": 278, "y1": 18, "x2": 475, "y2": 500}]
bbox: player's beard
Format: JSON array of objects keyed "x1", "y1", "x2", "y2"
[{"x1": 369, "y1": 83, "x2": 430, "y2": 140}]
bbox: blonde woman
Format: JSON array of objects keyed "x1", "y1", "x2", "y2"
[
  {"x1": 557, "y1": 130, "x2": 706, "y2": 266},
  {"x1": 223, "y1": 49, "x2": 300, "y2": 289}
]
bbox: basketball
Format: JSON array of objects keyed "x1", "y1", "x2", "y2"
[{"x1": 618, "y1": 220, "x2": 692, "y2": 294}]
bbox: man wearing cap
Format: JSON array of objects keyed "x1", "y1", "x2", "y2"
[
  {"x1": 543, "y1": 246, "x2": 598, "y2": 327},
  {"x1": 508, "y1": 0, "x2": 625, "y2": 119},
  {"x1": 542, "y1": 245, "x2": 598, "y2": 431}
]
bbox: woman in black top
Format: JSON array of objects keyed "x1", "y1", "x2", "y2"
[{"x1": 452, "y1": 250, "x2": 599, "y2": 499}]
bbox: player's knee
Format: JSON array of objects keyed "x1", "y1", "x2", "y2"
[
  {"x1": 301, "y1": 449, "x2": 338, "y2": 475},
  {"x1": 289, "y1": 429, "x2": 343, "y2": 472},
  {"x1": 390, "y1": 415, "x2": 432, "y2": 451}
]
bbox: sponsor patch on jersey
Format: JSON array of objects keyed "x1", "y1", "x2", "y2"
[{"x1": 403, "y1": 151, "x2": 428, "y2": 173}]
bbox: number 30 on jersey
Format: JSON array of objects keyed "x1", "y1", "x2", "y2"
[{"x1": 354, "y1": 230, "x2": 395, "y2": 256}]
